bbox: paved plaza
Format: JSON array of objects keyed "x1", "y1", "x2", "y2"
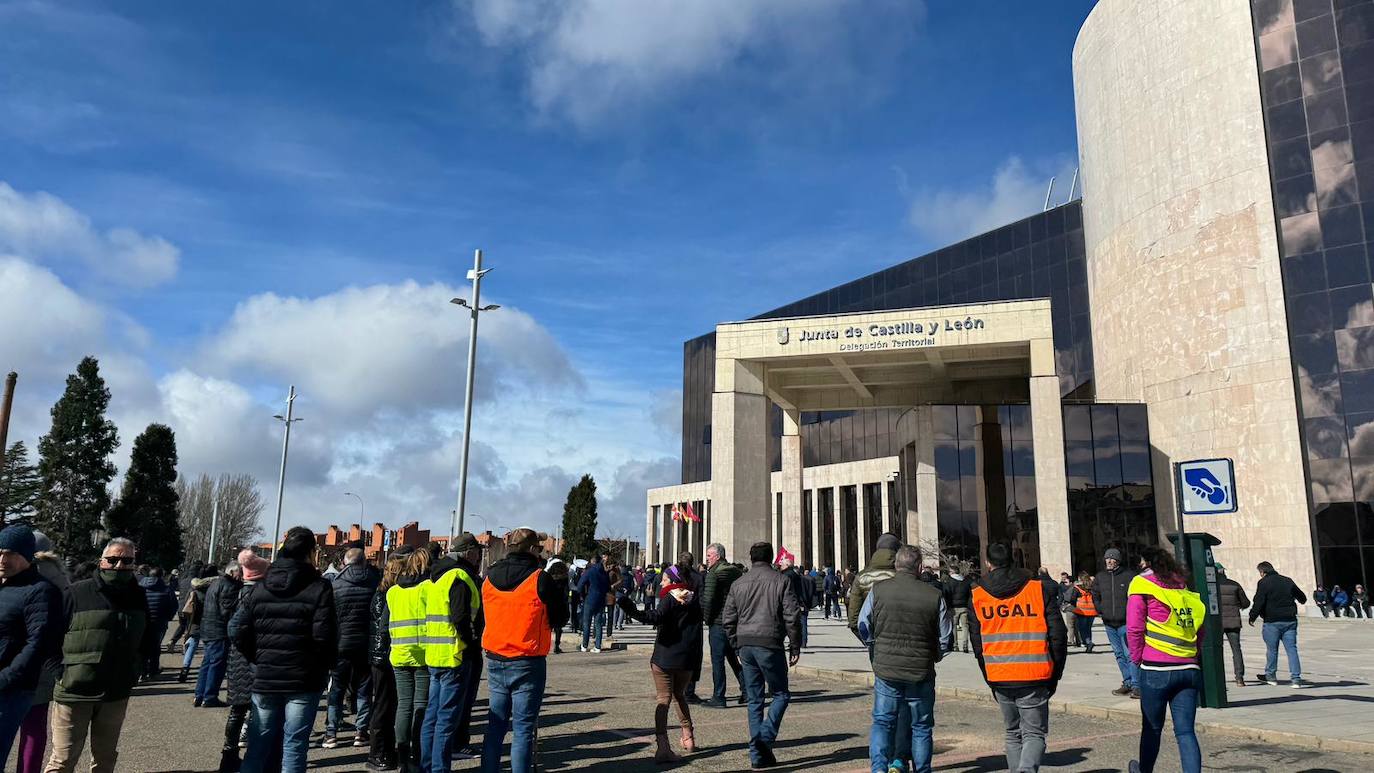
[{"x1": 13, "y1": 615, "x2": 1373, "y2": 772}]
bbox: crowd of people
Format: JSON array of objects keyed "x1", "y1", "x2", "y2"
[{"x1": 0, "y1": 513, "x2": 1338, "y2": 773}]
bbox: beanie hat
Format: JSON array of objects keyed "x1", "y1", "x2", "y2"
[
  {"x1": 1104, "y1": 548, "x2": 1123, "y2": 562},
  {"x1": 31, "y1": 530, "x2": 52, "y2": 554},
  {"x1": 0, "y1": 525, "x2": 37, "y2": 563},
  {"x1": 237, "y1": 549, "x2": 270, "y2": 582},
  {"x1": 875, "y1": 533, "x2": 902, "y2": 552}
]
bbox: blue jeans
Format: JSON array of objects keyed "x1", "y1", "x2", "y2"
[
  {"x1": 195, "y1": 639, "x2": 229, "y2": 702},
  {"x1": 1262, "y1": 621, "x2": 1302, "y2": 681},
  {"x1": 870, "y1": 677, "x2": 934, "y2": 773},
  {"x1": 0, "y1": 689, "x2": 34, "y2": 765},
  {"x1": 1103, "y1": 623, "x2": 1138, "y2": 689},
  {"x1": 242, "y1": 691, "x2": 322, "y2": 773},
  {"x1": 421, "y1": 661, "x2": 474, "y2": 773},
  {"x1": 581, "y1": 603, "x2": 605, "y2": 649},
  {"x1": 1137, "y1": 668, "x2": 1201, "y2": 773},
  {"x1": 482, "y1": 657, "x2": 546, "y2": 773},
  {"x1": 708, "y1": 624, "x2": 744, "y2": 701},
  {"x1": 739, "y1": 646, "x2": 791, "y2": 766},
  {"x1": 181, "y1": 635, "x2": 200, "y2": 668},
  {"x1": 326, "y1": 650, "x2": 372, "y2": 736}
]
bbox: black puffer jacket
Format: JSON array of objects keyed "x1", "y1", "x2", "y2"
[
  {"x1": 0, "y1": 566, "x2": 64, "y2": 694},
  {"x1": 226, "y1": 581, "x2": 257, "y2": 706},
  {"x1": 229, "y1": 557, "x2": 337, "y2": 694},
  {"x1": 138, "y1": 576, "x2": 179, "y2": 627},
  {"x1": 333, "y1": 563, "x2": 380, "y2": 655},
  {"x1": 200, "y1": 574, "x2": 243, "y2": 642},
  {"x1": 1091, "y1": 566, "x2": 1133, "y2": 627},
  {"x1": 369, "y1": 587, "x2": 389, "y2": 667},
  {"x1": 1216, "y1": 577, "x2": 1250, "y2": 631}
]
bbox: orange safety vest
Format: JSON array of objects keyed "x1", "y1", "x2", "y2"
[
  {"x1": 972, "y1": 581, "x2": 1053, "y2": 684},
  {"x1": 481, "y1": 569, "x2": 551, "y2": 659},
  {"x1": 1074, "y1": 585, "x2": 1097, "y2": 617}
]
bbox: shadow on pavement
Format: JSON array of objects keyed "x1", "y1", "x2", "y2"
[{"x1": 932, "y1": 746, "x2": 1097, "y2": 771}]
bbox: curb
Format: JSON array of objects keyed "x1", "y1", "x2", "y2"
[{"x1": 622, "y1": 648, "x2": 1374, "y2": 756}]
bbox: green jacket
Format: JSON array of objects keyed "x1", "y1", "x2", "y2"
[
  {"x1": 55, "y1": 573, "x2": 149, "y2": 704},
  {"x1": 847, "y1": 549, "x2": 896, "y2": 634},
  {"x1": 701, "y1": 561, "x2": 743, "y2": 627}
]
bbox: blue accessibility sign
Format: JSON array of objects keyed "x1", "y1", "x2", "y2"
[{"x1": 1176, "y1": 458, "x2": 1238, "y2": 515}]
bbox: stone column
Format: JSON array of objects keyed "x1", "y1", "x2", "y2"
[
  {"x1": 646, "y1": 503, "x2": 658, "y2": 565},
  {"x1": 780, "y1": 409, "x2": 805, "y2": 559},
  {"x1": 1030, "y1": 346, "x2": 1071, "y2": 575},
  {"x1": 914, "y1": 406, "x2": 939, "y2": 550},
  {"x1": 711, "y1": 359, "x2": 771, "y2": 564},
  {"x1": 832, "y1": 487, "x2": 846, "y2": 572},
  {"x1": 856, "y1": 483, "x2": 869, "y2": 569}
]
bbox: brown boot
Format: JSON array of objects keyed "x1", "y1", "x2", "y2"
[
  {"x1": 680, "y1": 726, "x2": 696, "y2": 753},
  {"x1": 654, "y1": 734, "x2": 679, "y2": 764}
]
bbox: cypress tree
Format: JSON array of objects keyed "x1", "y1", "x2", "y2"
[
  {"x1": 559, "y1": 474, "x2": 599, "y2": 560},
  {"x1": 0, "y1": 441, "x2": 42, "y2": 526},
  {"x1": 107, "y1": 423, "x2": 183, "y2": 568},
  {"x1": 36, "y1": 356, "x2": 120, "y2": 561}
]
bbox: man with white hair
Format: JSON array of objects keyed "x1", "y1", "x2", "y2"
[
  {"x1": 324, "y1": 545, "x2": 379, "y2": 749},
  {"x1": 46, "y1": 537, "x2": 153, "y2": 773}
]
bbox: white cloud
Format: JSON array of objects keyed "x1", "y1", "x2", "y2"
[
  {"x1": 907, "y1": 156, "x2": 1076, "y2": 245},
  {"x1": 456, "y1": 0, "x2": 925, "y2": 129},
  {"x1": 0, "y1": 181, "x2": 179, "y2": 287}
]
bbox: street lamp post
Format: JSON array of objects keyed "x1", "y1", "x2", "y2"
[
  {"x1": 450, "y1": 248, "x2": 501, "y2": 544},
  {"x1": 344, "y1": 491, "x2": 365, "y2": 523},
  {"x1": 271, "y1": 386, "x2": 304, "y2": 560}
]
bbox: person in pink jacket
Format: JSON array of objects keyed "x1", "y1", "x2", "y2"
[{"x1": 1125, "y1": 547, "x2": 1206, "y2": 773}]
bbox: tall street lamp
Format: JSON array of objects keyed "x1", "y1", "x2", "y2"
[
  {"x1": 344, "y1": 491, "x2": 365, "y2": 523},
  {"x1": 450, "y1": 248, "x2": 500, "y2": 544},
  {"x1": 271, "y1": 386, "x2": 304, "y2": 559}
]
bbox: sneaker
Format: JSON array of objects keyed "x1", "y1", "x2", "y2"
[
  {"x1": 354, "y1": 732, "x2": 369, "y2": 747},
  {"x1": 321, "y1": 735, "x2": 339, "y2": 749},
  {"x1": 701, "y1": 698, "x2": 726, "y2": 709},
  {"x1": 201, "y1": 698, "x2": 227, "y2": 709},
  {"x1": 1129, "y1": 761, "x2": 1142, "y2": 773},
  {"x1": 590, "y1": 647, "x2": 601, "y2": 653},
  {"x1": 578, "y1": 645, "x2": 587, "y2": 652},
  {"x1": 1234, "y1": 677, "x2": 1245, "y2": 687},
  {"x1": 453, "y1": 745, "x2": 481, "y2": 759},
  {"x1": 1130, "y1": 688, "x2": 1141, "y2": 700},
  {"x1": 1291, "y1": 679, "x2": 1308, "y2": 689},
  {"x1": 1255, "y1": 674, "x2": 1273, "y2": 685},
  {"x1": 193, "y1": 697, "x2": 203, "y2": 708},
  {"x1": 1111, "y1": 684, "x2": 1132, "y2": 696}
]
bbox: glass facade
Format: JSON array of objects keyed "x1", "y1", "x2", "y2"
[
  {"x1": 680, "y1": 201, "x2": 1093, "y2": 484},
  {"x1": 1251, "y1": 0, "x2": 1374, "y2": 589}
]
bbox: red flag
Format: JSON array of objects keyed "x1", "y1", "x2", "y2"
[
  {"x1": 670, "y1": 503, "x2": 682, "y2": 522},
  {"x1": 774, "y1": 546, "x2": 796, "y2": 567},
  {"x1": 683, "y1": 502, "x2": 701, "y2": 523}
]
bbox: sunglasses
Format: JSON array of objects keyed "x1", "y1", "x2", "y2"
[{"x1": 102, "y1": 556, "x2": 136, "y2": 566}]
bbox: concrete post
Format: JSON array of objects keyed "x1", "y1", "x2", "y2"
[
  {"x1": 914, "y1": 406, "x2": 938, "y2": 550},
  {"x1": 711, "y1": 360, "x2": 771, "y2": 564},
  {"x1": 781, "y1": 408, "x2": 804, "y2": 559},
  {"x1": 1030, "y1": 371, "x2": 1072, "y2": 576},
  {"x1": 856, "y1": 483, "x2": 869, "y2": 570}
]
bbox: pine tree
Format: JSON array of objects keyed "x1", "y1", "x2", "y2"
[
  {"x1": 0, "y1": 441, "x2": 42, "y2": 526},
  {"x1": 107, "y1": 423, "x2": 183, "y2": 568},
  {"x1": 559, "y1": 474, "x2": 598, "y2": 560},
  {"x1": 36, "y1": 356, "x2": 120, "y2": 561}
]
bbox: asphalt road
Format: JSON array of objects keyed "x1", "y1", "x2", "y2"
[{"x1": 24, "y1": 644, "x2": 1374, "y2": 772}]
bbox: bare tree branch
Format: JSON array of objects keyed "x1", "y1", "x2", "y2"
[{"x1": 176, "y1": 473, "x2": 265, "y2": 566}]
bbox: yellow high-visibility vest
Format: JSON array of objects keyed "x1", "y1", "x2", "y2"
[
  {"x1": 387, "y1": 581, "x2": 427, "y2": 667},
  {"x1": 422, "y1": 568, "x2": 481, "y2": 668},
  {"x1": 1128, "y1": 575, "x2": 1206, "y2": 659}
]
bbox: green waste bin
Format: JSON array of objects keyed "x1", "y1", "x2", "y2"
[{"x1": 1167, "y1": 531, "x2": 1228, "y2": 709}]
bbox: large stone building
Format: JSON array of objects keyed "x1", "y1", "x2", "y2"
[{"x1": 646, "y1": 0, "x2": 1374, "y2": 599}]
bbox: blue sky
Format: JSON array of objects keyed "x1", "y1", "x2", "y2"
[{"x1": 0, "y1": 0, "x2": 1097, "y2": 540}]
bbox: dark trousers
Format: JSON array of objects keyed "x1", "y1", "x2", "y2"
[
  {"x1": 168, "y1": 613, "x2": 190, "y2": 647},
  {"x1": 456, "y1": 654, "x2": 484, "y2": 749},
  {"x1": 369, "y1": 662, "x2": 397, "y2": 764},
  {"x1": 326, "y1": 650, "x2": 371, "y2": 736},
  {"x1": 824, "y1": 592, "x2": 840, "y2": 619},
  {"x1": 1223, "y1": 629, "x2": 1245, "y2": 679},
  {"x1": 708, "y1": 624, "x2": 744, "y2": 701},
  {"x1": 144, "y1": 622, "x2": 169, "y2": 675}
]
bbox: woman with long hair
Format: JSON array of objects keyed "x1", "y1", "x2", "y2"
[
  {"x1": 367, "y1": 552, "x2": 409, "y2": 771},
  {"x1": 616, "y1": 561, "x2": 703, "y2": 763},
  {"x1": 1070, "y1": 571, "x2": 1097, "y2": 653},
  {"x1": 387, "y1": 549, "x2": 431, "y2": 772},
  {"x1": 1127, "y1": 547, "x2": 1206, "y2": 773}
]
